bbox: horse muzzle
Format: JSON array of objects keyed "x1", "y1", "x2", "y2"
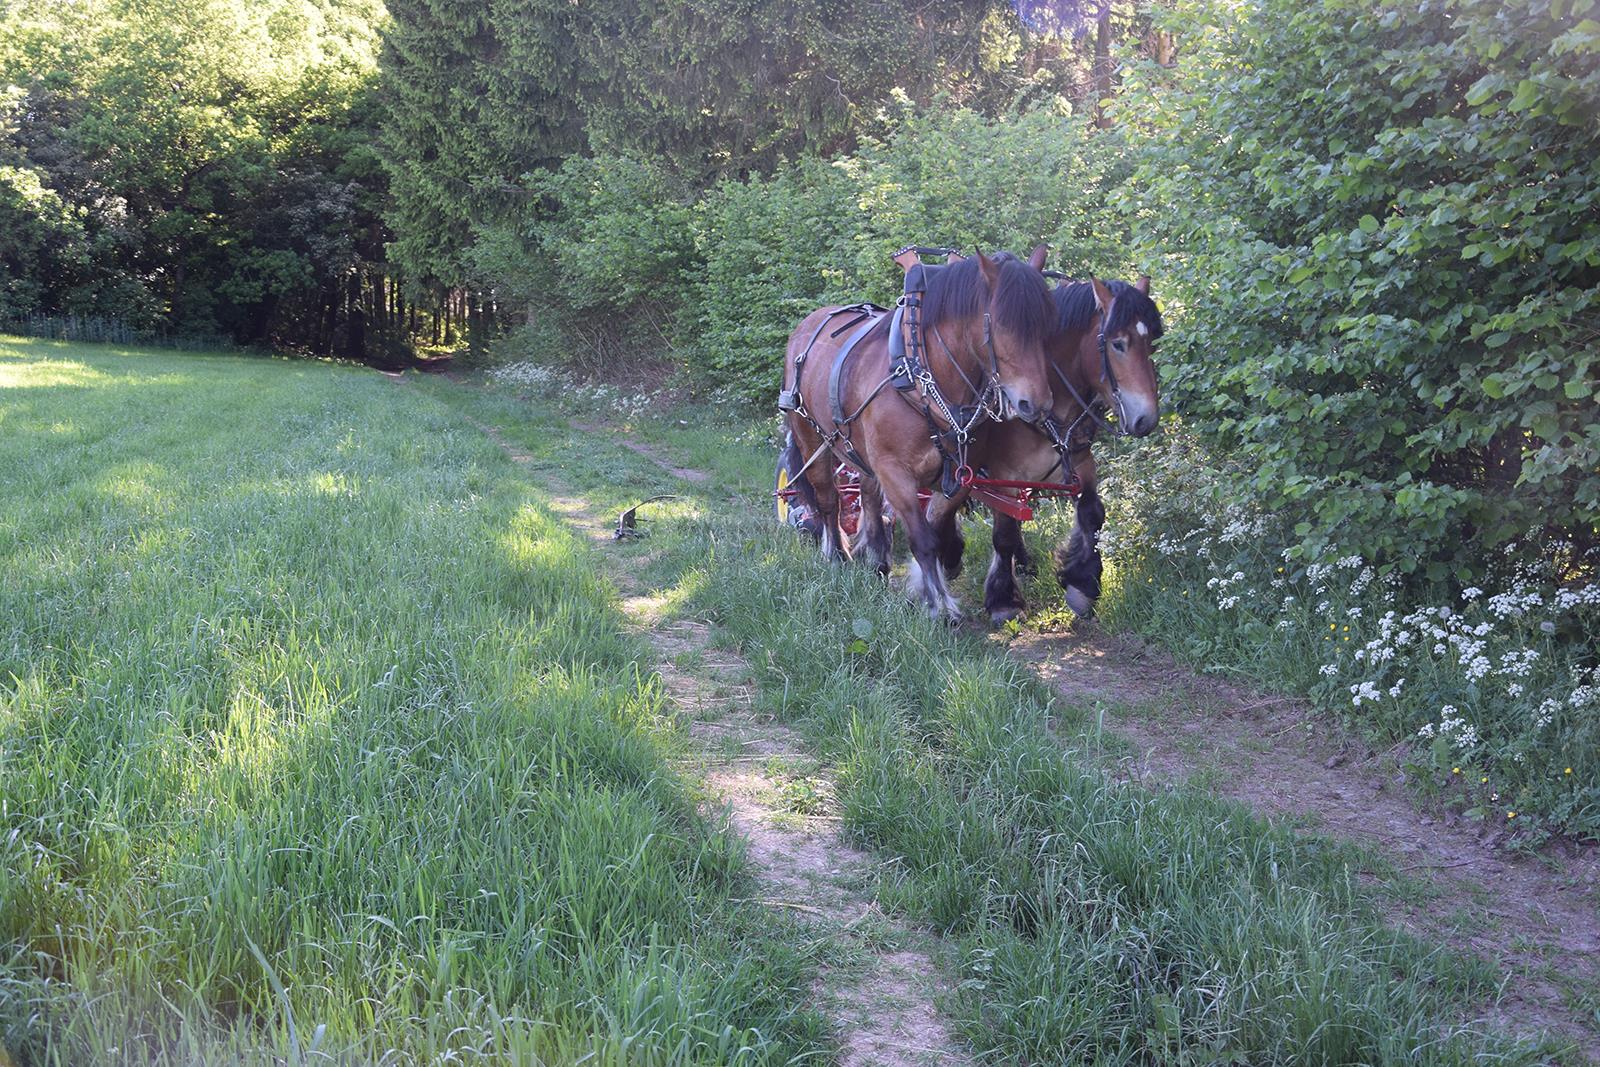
[
  {"x1": 1115, "y1": 392, "x2": 1160, "y2": 437},
  {"x1": 1001, "y1": 386, "x2": 1048, "y2": 424}
]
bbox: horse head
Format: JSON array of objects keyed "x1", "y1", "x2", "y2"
[
  {"x1": 1049, "y1": 275, "x2": 1164, "y2": 437},
  {"x1": 920, "y1": 246, "x2": 1054, "y2": 424}
]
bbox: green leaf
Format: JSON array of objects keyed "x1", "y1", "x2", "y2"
[
  {"x1": 1507, "y1": 79, "x2": 1541, "y2": 112},
  {"x1": 1358, "y1": 214, "x2": 1379, "y2": 234},
  {"x1": 1565, "y1": 379, "x2": 1593, "y2": 400},
  {"x1": 1482, "y1": 377, "x2": 1505, "y2": 399}
]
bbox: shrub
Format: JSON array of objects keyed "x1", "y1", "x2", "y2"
[
  {"x1": 686, "y1": 156, "x2": 866, "y2": 394},
  {"x1": 686, "y1": 103, "x2": 1134, "y2": 401},
  {"x1": 1120, "y1": 0, "x2": 1600, "y2": 572}
]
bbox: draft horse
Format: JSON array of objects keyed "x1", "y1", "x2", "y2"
[
  {"x1": 779, "y1": 247, "x2": 1055, "y2": 622},
  {"x1": 978, "y1": 275, "x2": 1164, "y2": 623}
]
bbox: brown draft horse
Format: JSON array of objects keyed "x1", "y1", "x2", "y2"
[
  {"x1": 977, "y1": 275, "x2": 1164, "y2": 624},
  {"x1": 780, "y1": 247, "x2": 1055, "y2": 622}
]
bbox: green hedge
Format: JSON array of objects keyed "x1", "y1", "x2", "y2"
[
  {"x1": 1123, "y1": 0, "x2": 1599, "y2": 572},
  {"x1": 685, "y1": 103, "x2": 1130, "y2": 396}
]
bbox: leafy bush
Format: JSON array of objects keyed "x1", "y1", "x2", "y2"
[
  {"x1": 684, "y1": 103, "x2": 1132, "y2": 400},
  {"x1": 686, "y1": 157, "x2": 867, "y2": 392},
  {"x1": 1121, "y1": 0, "x2": 1600, "y2": 572},
  {"x1": 472, "y1": 153, "x2": 697, "y2": 374}
]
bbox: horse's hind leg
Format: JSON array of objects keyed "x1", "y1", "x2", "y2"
[
  {"x1": 799, "y1": 459, "x2": 846, "y2": 562},
  {"x1": 984, "y1": 513, "x2": 1027, "y2": 625},
  {"x1": 1053, "y1": 485, "x2": 1105, "y2": 617},
  {"x1": 852, "y1": 477, "x2": 893, "y2": 576}
]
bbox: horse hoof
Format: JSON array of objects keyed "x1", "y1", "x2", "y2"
[
  {"x1": 988, "y1": 603, "x2": 1023, "y2": 627},
  {"x1": 1064, "y1": 586, "x2": 1096, "y2": 618}
]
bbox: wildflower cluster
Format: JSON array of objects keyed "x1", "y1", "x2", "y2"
[
  {"x1": 488, "y1": 360, "x2": 663, "y2": 420},
  {"x1": 1053, "y1": 425, "x2": 1600, "y2": 841}
]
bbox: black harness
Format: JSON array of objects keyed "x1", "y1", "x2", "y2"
[
  {"x1": 888, "y1": 248, "x2": 1009, "y2": 495},
  {"x1": 778, "y1": 302, "x2": 890, "y2": 478}
]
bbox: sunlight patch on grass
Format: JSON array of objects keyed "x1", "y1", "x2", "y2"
[{"x1": 0, "y1": 358, "x2": 110, "y2": 389}]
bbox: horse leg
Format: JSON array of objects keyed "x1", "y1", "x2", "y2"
[
  {"x1": 852, "y1": 477, "x2": 893, "y2": 577},
  {"x1": 984, "y1": 513, "x2": 1028, "y2": 625},
  {"x1": 1013, "y1": 531, "x2": 1036, "y2": 578},
  {"x1": 1053, "y1": 485, "x2": 1105, "y2": 617},
  {"x1": 806, "y1": 463, "x2": 846, "y2": 562},
  {"x1": 933, "y1": 499, "x2": 967, "y2": 580},
  {"x1": 906, "y1": 493, "x2": 963, "y2": 623}
]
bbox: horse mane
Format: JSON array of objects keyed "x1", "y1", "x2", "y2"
[
  {"x1": 919, "y1": 253, "x2": 1052, "y2": 343},
  {"x1": 1053, "y1": 280, "x2": 1164, "y2": 340}
]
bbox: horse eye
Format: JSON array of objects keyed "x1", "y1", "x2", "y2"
[{"x1": 1112, "y1": 338, "x2": 1128, "y2": 353}]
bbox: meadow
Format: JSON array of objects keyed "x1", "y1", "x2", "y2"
[
  {"x1": 0, "y1": 339, "x2": 825, "y2": 1063},
  {"x1": 0, "y1": 338, "x2": 1588, "y2": 1064}
]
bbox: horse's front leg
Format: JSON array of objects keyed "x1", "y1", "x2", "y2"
[
  {"x1": 984, "y1": 512, "x2": 1028, "y2": 625},
  {"x1": 803, "y1": 457, "x2": 846, "y2": 562},
  {"x1": 1054, "y1": 480, "x2": 1105, "y2": 618},
  {"x1": 929, "y1": 489, "x2": 968, "y2": 580},
  {"x1": 886, "y1": 471, "x2": 961, "y2": 623}
]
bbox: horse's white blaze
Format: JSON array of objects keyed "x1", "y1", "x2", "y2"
[{"x1": 1135, "y1": 321, "x2": 1149, "y2": 337}]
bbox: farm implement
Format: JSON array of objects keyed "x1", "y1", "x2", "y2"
[{"x1": 774, "y1": 452, "x2": 1082, "y2": 537}]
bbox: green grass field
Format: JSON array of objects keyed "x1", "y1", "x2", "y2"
[
  {"x1": 0, "y1": 338, "x2": 1575, "y2": 1064},
  {"x1": 0, "y1": 339, "x2": 824, "y2": 1064}
]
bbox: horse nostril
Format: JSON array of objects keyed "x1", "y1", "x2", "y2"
[
  {"x1": 1016, "y1": 397, "x2": 1036, "y2": 420},
  {"x1": 1133, "y1": 413, "x2": 1156, "y2": 436}
]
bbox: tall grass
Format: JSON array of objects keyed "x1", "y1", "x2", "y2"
[
  {"x1": 0, "y1": 338, "x2": 824, "y2": 1064},
  {"x1": 672, "y1": 510, "x2": 1555, "y2": 1063}
]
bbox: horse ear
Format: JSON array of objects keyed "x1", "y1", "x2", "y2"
[
  {"x1": 1027, "y1": 244, "x2": 1049, "y2": 272},
  {"x1": 1090, "y1": 277, "x2": 1116, "y2": 314},
  {"x1": 1135, "y1": 274, "x2": 1150, "y2": 295},
  {"x1": 976, "y1": 249, "x2": 1000, "y2": 292}
]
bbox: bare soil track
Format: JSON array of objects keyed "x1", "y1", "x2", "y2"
[{"x1": 432, "y1": 377, "x2": 1600, "y2": 1063}]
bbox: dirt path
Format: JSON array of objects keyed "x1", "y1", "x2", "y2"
[
  {"x1": 1007, "y1": 623, "x2": 1600, "y2": 1061},
  {"x1": 455, "y1": 398, "x2": 1600, "y2": 1061},
  {"x1": 462, "y1": 409, "x2": 975, "y2": 1067}
]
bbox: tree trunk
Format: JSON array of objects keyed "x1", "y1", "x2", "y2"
[{"x1": 1094, "y1": 2, "x2": 1114, "y2": 129}]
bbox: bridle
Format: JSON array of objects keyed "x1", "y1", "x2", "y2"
[{"x1": 1032, "y1": 275, "x2": 1144, "y2": 482}]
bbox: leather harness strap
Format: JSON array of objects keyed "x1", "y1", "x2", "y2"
[{"x1": 827, "y1": 312, "x2": 891, "y2": 476}]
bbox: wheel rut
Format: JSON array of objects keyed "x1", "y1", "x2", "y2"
[{"x1": 1006, "y1": 622, "x2": 1600, "y2": 1062}]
